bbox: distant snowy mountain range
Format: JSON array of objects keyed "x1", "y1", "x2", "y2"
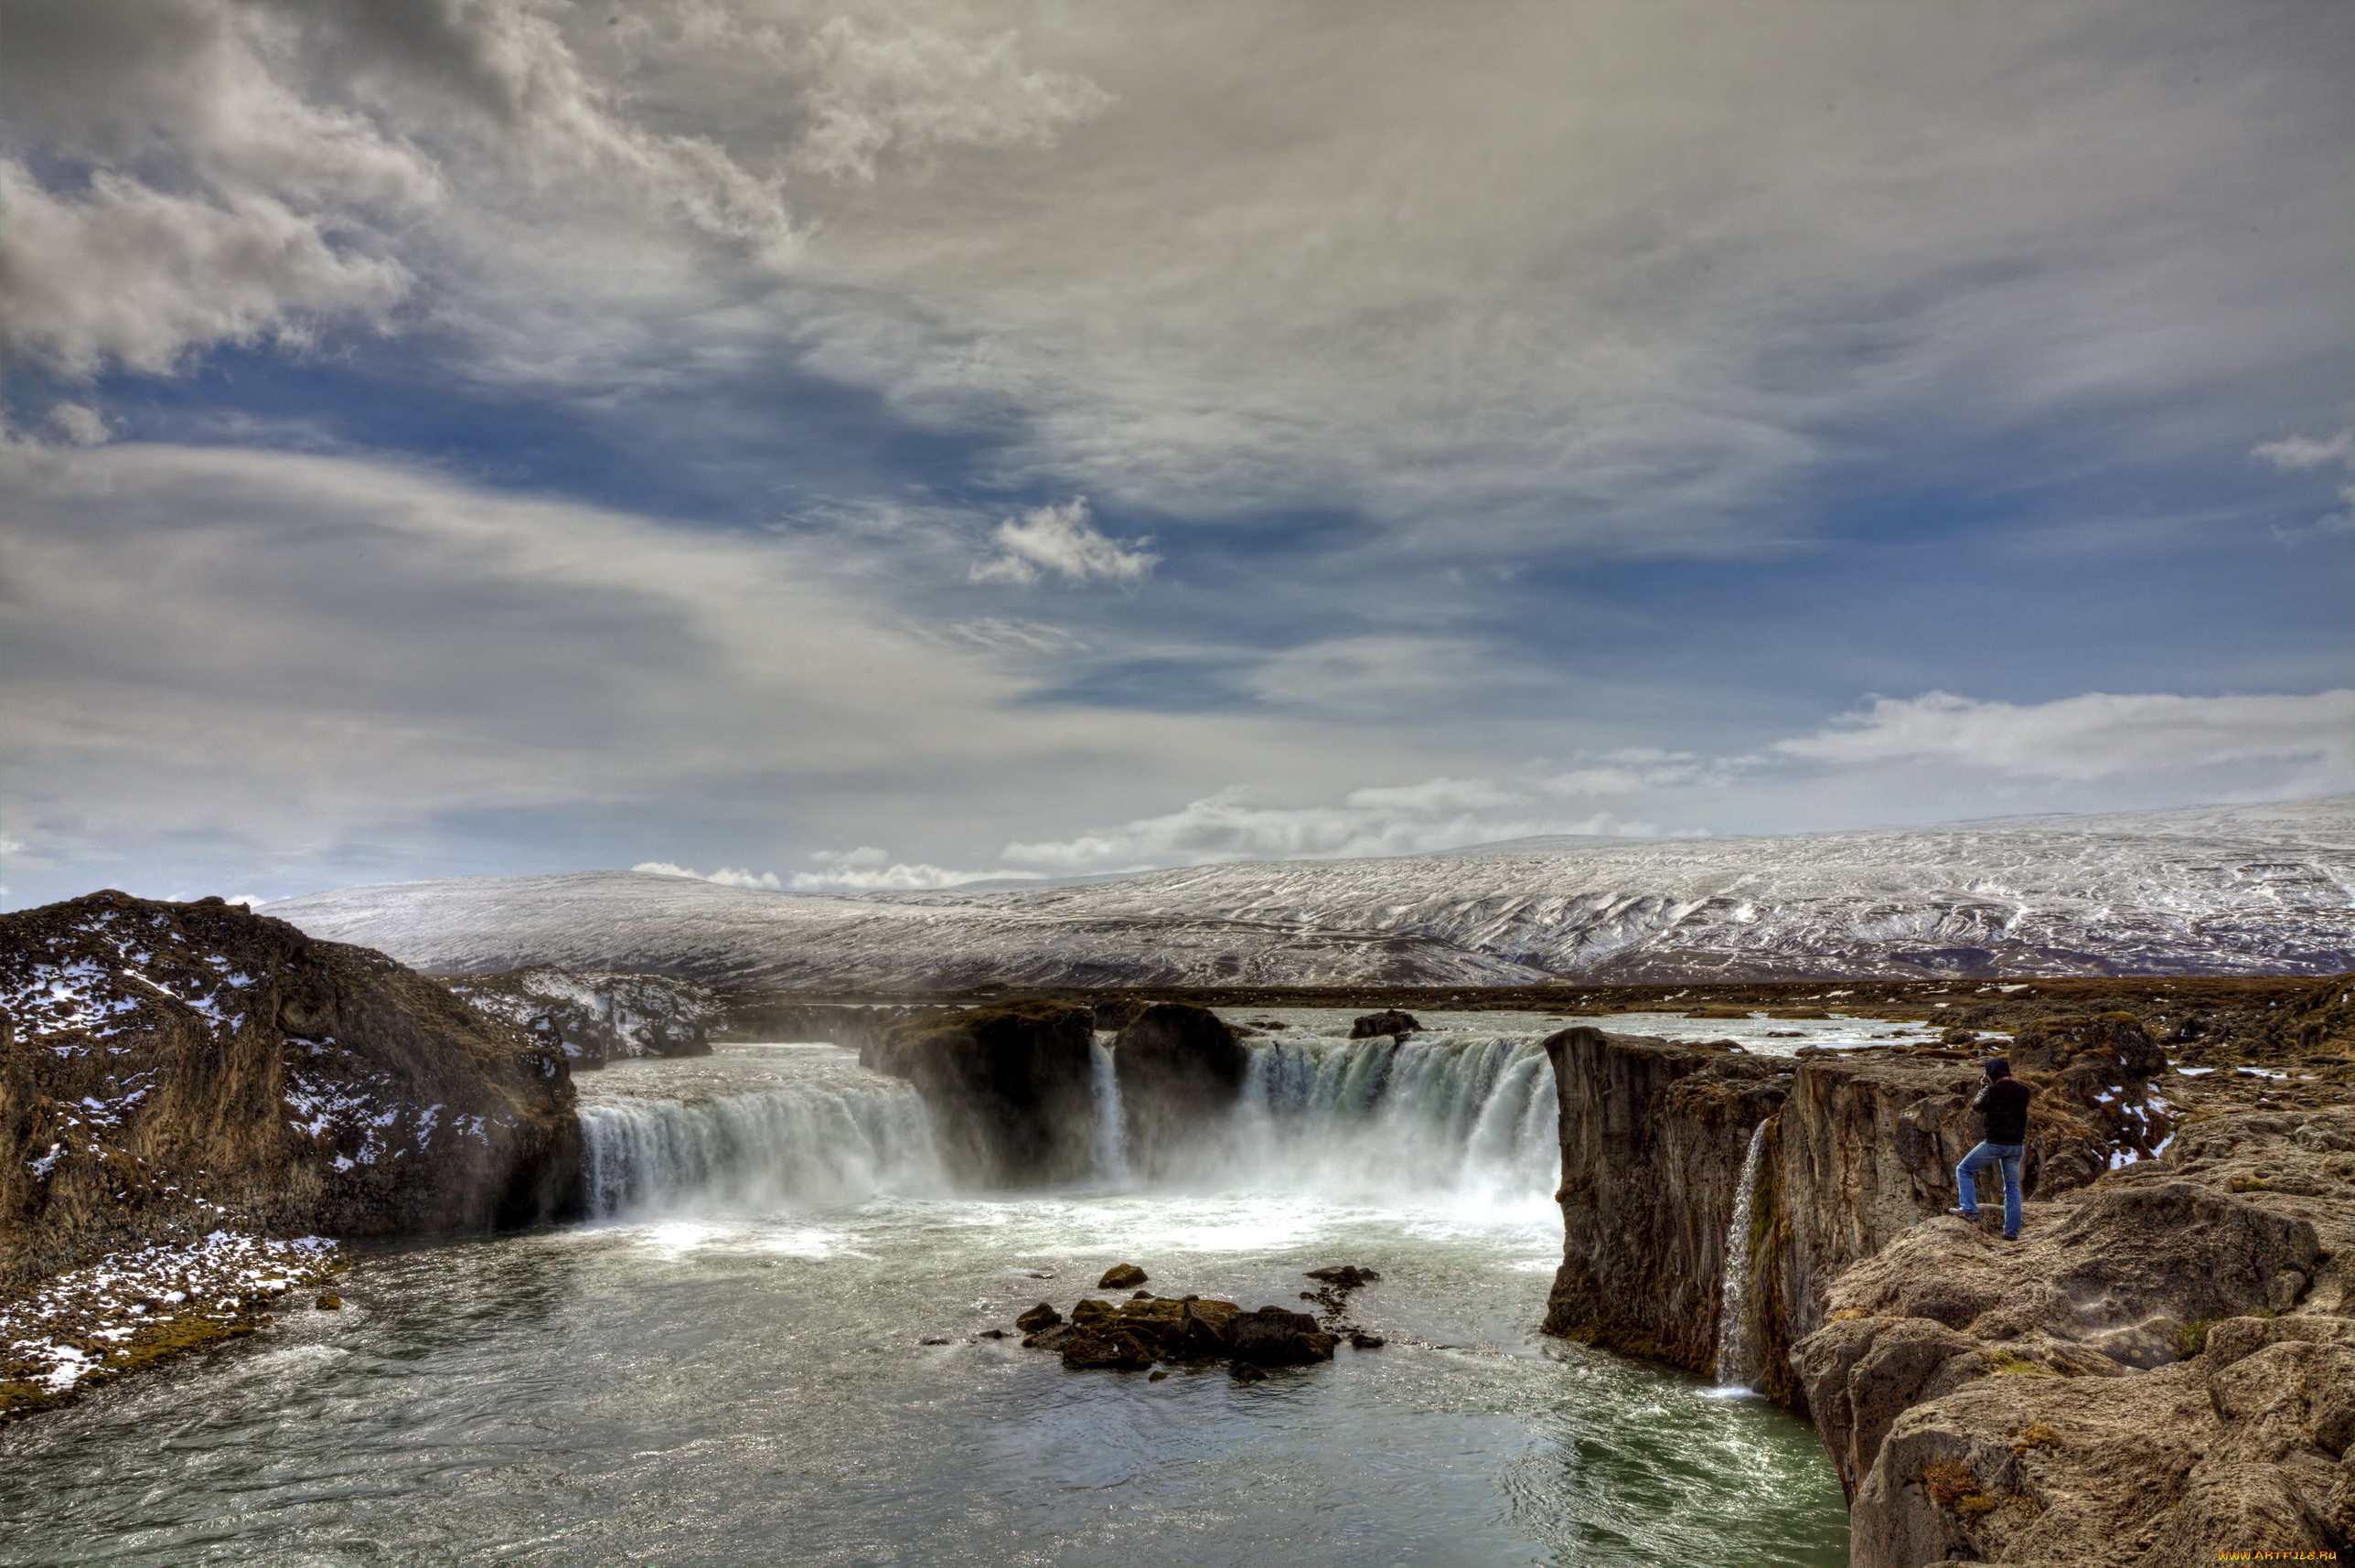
[{"x1": 264, "y1": 796, "x2": 2355, "y2": 989}]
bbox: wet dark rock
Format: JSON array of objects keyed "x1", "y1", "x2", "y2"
[
  {"x1": 1062, "y1": 1329, "x2": 1156, "y2": 1371},
  {"x1": 977, "y1": 1328, "x2": 1009, "y2": 1339},
  {"x1": 1349, "y1": 1332, "x2": 1385, "y2": 1349},
  {"x1": 314, "y1": 1294, "x2": 343, "y2": 1310},
  {"x1": 1350, "y1": 1010, "x2": 1422, "y2": 1039},
  {"x1": 1306, "y1": 1264, "x2": 1382, "y2": 1288},
  {"x1": 1014, "y1": 1302, "x2": 1062, "y2": 1333},
  {"x1": 1021, "y1": 1322, "x2": 1078, "y2": 1350},
  {"x1": 1229, "y1": 1361, "x2": 1268, "y2": 1382},
  {"x1": 1114, "y1": 1004, "x2": 1249, "y2": 1175},
  {"x1": 1098, "y1": 1263, "x2": 1148, "y2": 1289},
  {"x1": 1228, "y1": 1306, "x2": 1338, "y2": 1366},
  {"x1": 1148, "y1": 1369, "x2": 1169, "y2": 1381},
  {"x1": 862, "y1": 1000, "x2": 1096, "y2": 1186},
  {"x1": 919, "y1": 1337, "x2": 951, "y2": 1346}
]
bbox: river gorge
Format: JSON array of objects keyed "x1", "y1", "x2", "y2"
[{"x1": 2, "y1": 1012, "x2": 1860, "y2": 1565}]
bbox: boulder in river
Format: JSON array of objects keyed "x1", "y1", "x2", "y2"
[
  {"x1": 1349, "y1": 1010, "x2": 1423, "y2": 1039},
  {"x1": 1014, "y1": 1303, "x2": 1062, "y2": 1333},
  {"x1": 1097, "y1": 1263, "x2": 1148, "y2": 1289}
]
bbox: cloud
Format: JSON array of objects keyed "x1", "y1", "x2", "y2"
[
  {"x1": 1772, "y1": 690, "x2": 2355, "y2": 788},
  {"x1": 45, "y1": 403, "x2": 113, "y2": 447},
  {"x1": 632, "y1": 860, "x2": 783, "y2": 890},
  {"x1": 2253, "y1": 424, "x2": 2355, "y2": 536},
  {"x1": 0, "y1": 439, "x2": 1340, "y2": 905},
  {"x1": 787, "y1": 848, "x2": 1044, "y2": 891},
  {"x1": 969, "y1": 498, "x2": 1157, "y2": 586},
  {"x1": 1001, "y1": 784, "x2": 1655, "y2": 871}
]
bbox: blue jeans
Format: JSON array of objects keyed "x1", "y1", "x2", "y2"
[{"x1": 1956, "y1": 1142, "x2": 2024, "y2": 1237}]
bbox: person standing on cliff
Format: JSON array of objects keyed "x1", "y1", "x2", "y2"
[{"x1": 1949, "y1": 1058, "x2": 2032, "y2": 1241}]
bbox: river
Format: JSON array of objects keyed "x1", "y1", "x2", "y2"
[{"x1": 0, "y1": 1010, "x2": 1857, "y2": 1565}]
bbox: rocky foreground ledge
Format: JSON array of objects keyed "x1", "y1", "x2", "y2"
[
  {"x1": 1541, "y1": 979, "x2": 2355, "y2": 1565},
  {"x1": 1, "y1": 891, "x2": 584, "y2": 1416}
]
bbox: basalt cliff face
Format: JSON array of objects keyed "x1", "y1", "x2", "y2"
[
  {"x1": 1542, "y1": 1014, "x2": 2355, "y2": 1565},
  {"x1": 0, "y1": 891, "x2": 582, "y2": 1293},
  {"x1": 1112, "y1": 1002, "x2": 1248, "y2": 1178},
  {"x1": 860, "y1": 999, "x2": 1097, "y2": 1186}
]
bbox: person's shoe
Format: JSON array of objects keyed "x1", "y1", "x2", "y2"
[
  {"x1": 1945, "y1": 1207, "x2": 1977, "y2": 1221},
  {"x1": 2002, "y1": 1232, "x2": 2020, "y2": 1242}
]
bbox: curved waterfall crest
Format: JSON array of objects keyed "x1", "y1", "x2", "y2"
[
  {"x1": 581, "y1": 1073, "x2": 945, "y2": 1218},
  {"x1": 576, "y1": 1026, "x2": 1562, "y2": 1216},
  {"x1": 1228, "y1": 1029, "x2": 1559, "y2": 1202}
]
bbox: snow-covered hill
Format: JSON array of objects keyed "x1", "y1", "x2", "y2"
[{"x1": 266, "y1": 796, "x2": 2355, "y2": 988}]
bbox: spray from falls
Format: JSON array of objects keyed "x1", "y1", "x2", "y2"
[{"x1": 1713, "y1": 1119, "x2": 1771, "y2": 1389}]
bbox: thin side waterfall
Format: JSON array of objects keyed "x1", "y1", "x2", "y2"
[
  {"x1": 1713, "y1": 1119, "x2": 1772, "y2": 1389},
  {"x1": 580, "y1": 1079, "x2": 943, "y2": 1218},
  {"x1": 1089, "y1": 1035, "x2": 1129, "y2": 1184}
]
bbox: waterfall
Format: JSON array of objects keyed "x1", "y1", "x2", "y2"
[
  {"x1": 1225, "y1": 1031, "x2": 1558, "y2": 1204},
  {"x1": 580, "y1": 1080, "x2": 943, "y2": 1219},
  {"x1": 1089, "y1": 1035, "x2": 1129, "y2": 1184},
  {"x1": 1713, "y1": 1119, "x2": 1771, "y2": 1389}
]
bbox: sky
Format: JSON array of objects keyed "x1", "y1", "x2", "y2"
[{"x1": 2, "y1": 0, "x2": 2350, "y2": 910}]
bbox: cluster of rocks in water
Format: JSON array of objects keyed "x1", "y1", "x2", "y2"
[{"x1": 1009, "y1": 1263, "x2": 1386, "y2": 1383}]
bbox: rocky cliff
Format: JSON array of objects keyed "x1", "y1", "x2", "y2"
[
  {"x1": 1112, "y1": 1002, "x2": 1248, "y2": 1177},
  {"x1": 1, "y1": 891, "x2": 582, "y2": 1294},
  {"x1": 1541, "y1": 1013, "x2": 2355, "y2": 1563},
  {"x1": 440, "y1": 965, "x2": 722, "y2": 1066},
  {"x1": 861, "y1": 999, "x2": 1097, "y2": 1186}
]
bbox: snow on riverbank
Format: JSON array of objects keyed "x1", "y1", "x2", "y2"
[{"x1": 1, "y1": 1232, "x2": 342, "y2": 1419}]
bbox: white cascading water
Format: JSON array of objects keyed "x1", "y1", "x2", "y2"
[
  {"x1": 1713, "y1": 1119, "x2": 1772, "y2": 1389},
  {"x1": 581, "y1": 1077, "x2": 944, "y2": 1218},
  {"x1": 1088, "y1": 1034, "x2": 1130, "y2": 1184},
  {"x1": 576, "y1": 1026, "x2": 1558, "y2": 1218},
  {"x1": 1225, "y1": 1030, "x2": 1559, "y2": 1206}
]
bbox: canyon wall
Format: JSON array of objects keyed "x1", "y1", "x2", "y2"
[{"x1": 1542, "y1": 1018, "x2": 2355, "y2": 1563}]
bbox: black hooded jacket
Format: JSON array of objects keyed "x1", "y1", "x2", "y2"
[{"x1": 1971, "y1": 1077, "x2": 2033, "y2": 1145}]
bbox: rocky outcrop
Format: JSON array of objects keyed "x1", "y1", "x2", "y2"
[
  {"x1": 861, "y1": 1000, "x2": 1096, "y2": 1186},
  {"x1": 1113, "y1": 1002, "x2": 1247, "y2": 1175},
  {"x1": 0, "y1": 891, "x2": 581, "y2": 1294},
  {"x1": 1800, "y1": 1104, "x2": 2355, "y2": 1565},
  {"x1": 1542, "y1": 1019, "x2": 2181, "y2": 1403},
  {"x1": 441, "y1": 965, "x2": 722, "y2": 1066},
  {"x1": 1541, "y1": 1015, "x2": 2355, "y2": 1564},
  {"x1": 1350, "y1": 1009, "x2": 1422, "y2": 1039}
]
